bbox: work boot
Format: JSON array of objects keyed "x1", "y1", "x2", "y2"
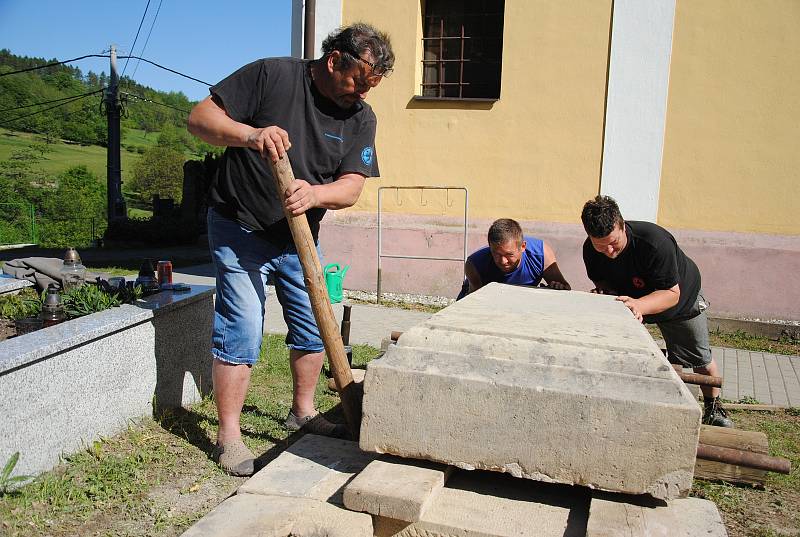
[
  {"x1": 702, "y1": 397, "x2": 734, "y2": 428},
  {"x1": 285, "y1": 410, "x2": 349, "y2": 439},
  {"x1": 213, "y1": 439, "x2": 255, "y2": 477}
]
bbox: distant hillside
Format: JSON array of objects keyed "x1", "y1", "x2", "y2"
[{"x1": 0, "y1": 49, "x2": 196, "y2": 146}]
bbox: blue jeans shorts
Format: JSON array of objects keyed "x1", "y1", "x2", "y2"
[{"x1": 207, "y1": 208, "x2": 324, "y2": 365}]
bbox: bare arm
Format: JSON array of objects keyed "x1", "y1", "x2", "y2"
[
  {"x1": 589, "y1": 280, "x2": 618, "y2": 295},
  {"x1": 616, "y1": 284, "x2": 680, "y2": 322},
  {"x1": 283, "y1": 173, "x2": 367, "y2": 216},
  {"x1": 188, "y1": 96, "x2": 367, "y2": 216},
  {"x1": 187, "y1": 96, "x2": 291, "y2": 162},
  {"x1": 540, "y1": 242, "x2": 571, "y2": 290},
  {"x1": 463, "y1": 260, "x2": 482, "y2": 296}
]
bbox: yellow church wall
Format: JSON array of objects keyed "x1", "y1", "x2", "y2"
[
  {"x1": 341, "y1": 0, "x2": 611, "y2": 223},
  {"x1": 659, "y1": 0, "x2": 800, "y2": 234}
]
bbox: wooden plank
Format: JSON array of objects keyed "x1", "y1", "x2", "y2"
[{"x1": 694, "y1": 425, "x2": 769, "y2": 486}]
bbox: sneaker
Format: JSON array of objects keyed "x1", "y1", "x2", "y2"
[
  {"x1": 284, "y1": 410, "x2": 350, "y2": 439},
  {"x1": 213, "y1": 439, "x2": 255, "y2": 477},
  {"x1": 702, "y1": 398, "x2": 734, "y2": 428}
]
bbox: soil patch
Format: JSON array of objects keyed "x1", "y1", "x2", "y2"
[{"x1": 0, "y1": 319, "x2": 16, "y2": 343}]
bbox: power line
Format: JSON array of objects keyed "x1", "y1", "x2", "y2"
[
  {"x1": 118, "y1": 55, "x2": 211, "y2": 86},
  {"x1": 130, "y1": 0, "x2": 163, "y2": 81},
  {"x1": 0, "y1": 92, "x2": 101, "y2": 127},
  {"x1": 121, "y1": 0, "x2": 152, "y2": 78},
  {"x1": 0, "y1": 89, "x2": 104, "y2": 114},
  {"x1": 121, "y1": 91, "x2": 190, "y2": 114},
  {"x1": 0, "y1": 54, "x2": 109, "y2": 77},
  {"x1": 1, "y1": 50, "x2": 210, "y2": 87}
]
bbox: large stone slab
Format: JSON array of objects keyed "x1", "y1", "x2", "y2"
[
  {"x1": 180, "y1": 494, "x2": 373, "y2": 537},
  {"x1": 373, "y1": 469, "x2": 589, "y2": 537},
  {"x1": 586, "y1": 493, "x2": 727, "y2": 536},
  {"x1": 238, "y1": 433, "x2": 379, "y2": 506},
  {"x1": 360, "y1": 284, "x2": 701, "y2": 499},
  {"x1": 343, "y1": 455, "x2": 451, "y2": 522}
]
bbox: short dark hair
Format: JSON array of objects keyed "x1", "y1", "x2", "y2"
[
  {"x1": 581, "y1": 195, "x2": 625, "y2": 238},
  {"x1": 488, "y1": 219, "x2": 523, "y2": 246},
  {"x1": 321, "y1": 22, "x2": 395, "y2": 74}
]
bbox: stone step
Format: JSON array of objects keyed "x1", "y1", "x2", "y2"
[
  {"x1": 179, "y1": 493, "x2": 373, "y2": 537},
  {"x1": 238, "y1": 433, "x2": 379, "y2": 506},
  {"x1": 373, "y1": 469, "x2": 589, "y2": 537},
  {"x1": 586, "y1": 492, "x2": 727, "y2": 536},
  {"x1": 343, "y1": 455, "x2": 452, "y2": 522}
]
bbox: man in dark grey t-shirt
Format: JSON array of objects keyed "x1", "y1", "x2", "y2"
[{"x1": 188, "y1": 23, "x2": 394, "y2": 476}]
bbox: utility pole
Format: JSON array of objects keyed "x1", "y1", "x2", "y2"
[{"x1": 106, "y1": 45, "x2": 126, "y2": 223}]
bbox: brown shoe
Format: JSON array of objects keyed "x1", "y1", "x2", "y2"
[
  {"x1": 284, "y1": 410, "x2": 349, "y2": 439},
  {"x1": 213, "y1": 439, "x2": 255, "y2": 476}
]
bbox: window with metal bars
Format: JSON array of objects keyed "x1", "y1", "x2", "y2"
[{"x1": 421, "y1": 0, "x2": 505, "y2": 99}]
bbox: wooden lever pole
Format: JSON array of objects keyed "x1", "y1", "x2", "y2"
[{"x1": 268, "y1": 154, "x2": 361, "y2": 439}]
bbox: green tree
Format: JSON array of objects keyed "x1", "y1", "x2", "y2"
[
  {"x1": 38, "y1": 165, "x2": 106, "y2": 247},
  {"x1": 130, "y1": 146, "x2": 185, "y2": 203}
]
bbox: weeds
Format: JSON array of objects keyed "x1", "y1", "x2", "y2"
[{"x1": 0, "y1": 452, "x2": 32, "y2": 494}]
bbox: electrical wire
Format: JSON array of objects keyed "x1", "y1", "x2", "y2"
[
  {"x1": 130, "y1": 0, "x2": 163, "y2": 81},
  {"x1": 0, "y1": 92, "x2": 100, "y2": 127},
  {"x1": 0, "y1": 89, "x2": 104, "y2": 114},
  {"x1": 121, "y1": 91, "x2": 190, "y2": 114},
  {"x1": 121, "y1": 0, "x2": 152, "y2": 78},
  {"x1": 0, "y1": 54, "x2": 110, "y2": 77},
  {"x1": 117, "y1": 56, "x2": 211, "y2": 86},
  {"x1": 1, "y1": 51, "x2": 210, "y2": 88}
]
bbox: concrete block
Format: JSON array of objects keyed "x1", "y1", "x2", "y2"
[
  {"x1": 343, "y1": 455, "x2": 451, "y2": 522},
  {"x1": 361, "y1": 284, "x2": 701, "y2": 499},
  {"x1": 238, "y1": 434, "x2": 379, "y2": 506},
  {"x1": 373, "y1": 469, "x2": 589, "y2": 537},
  {"x1": 586, "y1": 493, "x2": 727, "y2": 536},
  {"x1": 180, "y1": 493, "x2": 373, "y2": 537},
  {"x1": 0, "y1": 286, "x2": 214, "y2": 478}
]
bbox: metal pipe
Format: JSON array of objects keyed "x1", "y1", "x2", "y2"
[
  {"x1": 303, "y1": 0, "x2": 316, "y2": 60},
  {"x1": 380, "y1": 254, "x2": 465, "y2": 262},
  {"x1": 672, "y1": 364, "x2": 723, "y2": 387},
  {"x1": 696, "y1": 443, "x2": 791, "y2": 474},
  {"x1": 677, "y1": 371, "x2": 723, "y2": 388}
]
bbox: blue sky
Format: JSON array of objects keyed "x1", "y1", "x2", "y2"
[{"x1": 0, "y1": 0, "x2": 294, "y2": 101}]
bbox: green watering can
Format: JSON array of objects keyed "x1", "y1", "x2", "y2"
[{"x1": 324, "y1": 263, "x2": 350, "y2": 304}]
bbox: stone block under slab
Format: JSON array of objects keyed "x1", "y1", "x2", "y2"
[
  {"x1": 238, "y1": 433, "x2": 379, "y2": 506},
  {"x1": 360, "y1": 284, "x2": 701, "y2": 500},
  {"x1": 343, "y1": 455, "x2": 451, "y2": 522},
  {"x1": 180, "y1": 493, "x2": 373, "y2": 537},
  {"x1": 586, "y1": 493, "x2": 727, "y2": 536},
  {"x1": 373, "y1": 469, "x2": 589, "y2": 537}
]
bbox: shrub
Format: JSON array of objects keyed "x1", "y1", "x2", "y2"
[{"x1": 103, "y1": 214, "x2": 199, "y2": 246}]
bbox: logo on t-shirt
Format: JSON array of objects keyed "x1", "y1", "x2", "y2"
[
  {"x1": 632, "y1": 276, "x2": 645, "y2": 289},
  {"x1": 361, "y1": 146, "x2": 374, "y2": 166}
]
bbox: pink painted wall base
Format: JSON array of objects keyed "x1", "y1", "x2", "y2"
[{"x1": 319, "y1": 211, "x2": 800, "y2": 321}]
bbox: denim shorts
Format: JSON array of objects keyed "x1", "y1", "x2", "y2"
[{"x1": 207, "y1": 208, "x2": 324, "y2": 365}]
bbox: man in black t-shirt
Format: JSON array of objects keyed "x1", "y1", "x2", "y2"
[
  {"x1": 188, "y1": 23, "x2": 395, "y2": 475},
  {"x1": 581, "y1": 195, "x2": 732, "y2": 428}
]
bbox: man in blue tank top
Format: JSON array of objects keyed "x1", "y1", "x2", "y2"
[{"x1": 457, "y1": 219, "x2": 571, "y2": 299}]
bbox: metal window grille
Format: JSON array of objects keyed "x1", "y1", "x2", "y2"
[{"x1": 421, "y1": 0, "x2": 505, "y2": 99}]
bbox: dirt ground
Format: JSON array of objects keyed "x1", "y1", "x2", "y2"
[{"x1": 0, "y1": 319, "x2": 15, "y2": 342}]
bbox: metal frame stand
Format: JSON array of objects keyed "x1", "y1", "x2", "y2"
[{"x1": 377, "y1": 186, "x2": 469, "y2": 303}]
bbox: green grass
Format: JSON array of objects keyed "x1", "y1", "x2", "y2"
[
  {"x1": 0, "y1": 335, "x2": 382, "y2": 536},
  {"x1": 647, "y1": 325, "x2": 800, "y2": 357},
  {"x1": 0, "y1": 128, "x2": 146, "y2": 185},
  {"x1": 692, "y1": 409, "x2": 800, "y2": 537}
]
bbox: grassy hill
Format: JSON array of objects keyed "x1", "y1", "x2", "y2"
[{"x1": 0, "y1": 127, "x2": 151, "y2": 185}]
